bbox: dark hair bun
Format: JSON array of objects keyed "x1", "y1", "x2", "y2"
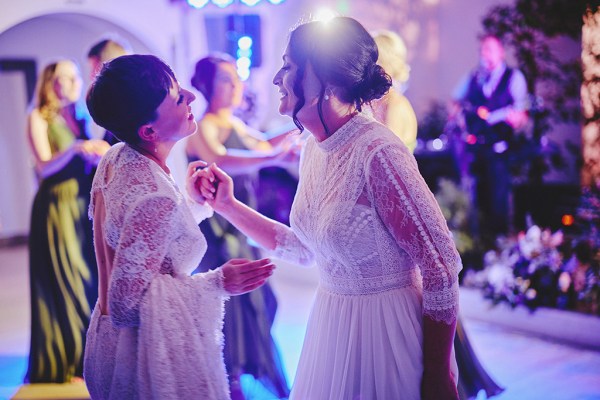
[{"x1": 355, "y1": 63, "x2": 392, "y2": 104}]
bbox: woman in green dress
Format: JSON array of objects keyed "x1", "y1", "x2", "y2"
[{"x1": 25, "y1": 59, "x2": 109, "y2": 383}]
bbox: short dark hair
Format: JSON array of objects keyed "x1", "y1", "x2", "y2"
[
  {"x1": 287, "y1": 16, "x2": 391, "y2": 134},
  {"x1": 190, "y1": 53, "x2": 236, "y2": 101},
  {"x1": 86, "y1": 54, "x2": 175, "y2": 144}
]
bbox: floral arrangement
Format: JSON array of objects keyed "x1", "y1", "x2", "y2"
[
  {"x1": 434, "y1": 177, "x2": 600, "y2": 315},
  {"x1": 462, "y1": 224, "x2": 600, "y2": 315}
]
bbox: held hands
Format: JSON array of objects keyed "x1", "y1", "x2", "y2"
[
  {"x1": 186, "y1": 160, "x2": 209, "y2": 204},
  {"x1": 221, "y1": 258, "x2": 275, "y2": 295},
  {"x1": 188, "y1": 163, "x2": 236, "y2": 214}
]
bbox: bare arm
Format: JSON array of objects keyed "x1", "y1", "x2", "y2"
[
  {"x1": 27, "y1": 109, "x2": 80, "y2": 178},
  {"x1": 27, "y1": 109, "x2": 109, "y2": 178},
  {"x1": 192, "y1": 163, "x2": 280, "y2": 250},
  {"x1": 185, "y1": 117, "x2": 287, "y2": 176},
  {"x1": 189, "y1": 163, "x2": 313, "y2": 266}
]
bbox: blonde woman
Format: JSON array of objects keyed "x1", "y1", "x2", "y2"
[{"x1": 370, "y1": 29, "x2": 418, "y2": 152}]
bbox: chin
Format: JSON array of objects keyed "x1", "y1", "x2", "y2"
[
  {"x1": 189, "y1": 121, "x2": 198, "y2": 135},
  {"x1": 278, "y1": 103, "x2": 292, "y2": 118}
]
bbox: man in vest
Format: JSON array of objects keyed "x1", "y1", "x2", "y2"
[{"x1": 451, "y1": 35, "x2": 528, "y2": 243}]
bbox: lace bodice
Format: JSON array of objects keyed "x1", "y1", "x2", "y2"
[
  {"x1": 89, "y1": 143, "x2": 220, "y2": 327},
  {"x1": 271, "y1": 114, "x2": 462, "y2": 324}
]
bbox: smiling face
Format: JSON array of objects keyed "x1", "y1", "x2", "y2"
[
  {"x1": 53, "y1": 60, "x2": 82, "y2": 104},
  {"x1": 273, "y1": 44, "x2": 322, "y2": 124},
  {"x1": 209, "y1": 62, "x2": 243, "y2": 110},
  {"x1": 151, "y1": 78, "x2": 197, "y2": 143}
]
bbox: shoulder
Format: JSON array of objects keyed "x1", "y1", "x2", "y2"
[
  {"x1": 28, "y1": 108, "x2": 47, "y2": 127},
  {"x1": 360, "y1": 117, "x2": 413, "y2": 162}
]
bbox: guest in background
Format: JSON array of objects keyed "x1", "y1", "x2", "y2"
[
  {"x1": 369, "y1": 29, "x2": 418, "y2": 152},
  {"x1": 87, "y1": 36, "x2": 131, "y2": 145},
  {"x1": 84, "y1": 54, "x2": 274, "y2": 398},
  {"x1": 451, "y1": 35, "x2": 528, "y2": 243},
  {"x1": 186, "y1": 53, "x2": 295, "y2": 399},
  {"x1": 25, "y1": 59, "x2": 109, "y2": 383}
]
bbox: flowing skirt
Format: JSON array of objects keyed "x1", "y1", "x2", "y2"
[
  {"x1": 26, "y1": 156, "x2": 97, "y2": 383},
  {"x1": 291, "y1": 286, "x2": 425, "y2": 400}
]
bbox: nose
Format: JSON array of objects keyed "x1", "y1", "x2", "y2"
[
  {"x1": 184, "y1": 88, "x2": 196, "y2": 104},
  {"x1": 273, "y1": 69, "x2": 282, "y2": 86}
]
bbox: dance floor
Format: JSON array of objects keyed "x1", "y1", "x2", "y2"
[{"x1": 1, "y1": 244, "x2": 600, "y2": 400}]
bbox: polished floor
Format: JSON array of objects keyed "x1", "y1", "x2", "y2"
[{"x1": 1, "y1": 244, "x2": 600, "y2": 400}]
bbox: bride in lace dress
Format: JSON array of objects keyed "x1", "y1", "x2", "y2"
[
  {"x1": 192, "y1": 17, "x2": 462, "y2": 400},
  {"x1": 83, "y1": 54, "x2": 275, "y2": 400}
]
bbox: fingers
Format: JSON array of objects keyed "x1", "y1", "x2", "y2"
[
  {"x1": 222, "y1": 258, "x2": 276, "y2": 295},
  {"x1": 187, "y1": 160, "x2": 208, "y2": 178},
  {"x1": 208, "y1": 163, "x2": 230, "y2": 182},
  {"x1": 195, "y1": 175, "x2": 216, "y2": 199}
]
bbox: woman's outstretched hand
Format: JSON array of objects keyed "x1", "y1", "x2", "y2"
[{"x1": 221, "y1": 258, "x2": 275, "y2": 295}]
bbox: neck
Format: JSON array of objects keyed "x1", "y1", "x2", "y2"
[
  {"x1": 130, "y1": 142, "x2": 171, "y2": 174},
  {"x1": 206, "y1": 105, "x2": 233, "y2": 120},
  {"x1": 306, "y1": 102, "x2": 357, "y2": 142}
]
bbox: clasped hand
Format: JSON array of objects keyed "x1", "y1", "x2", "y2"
[
  {"x1": 186, "y1": 161, "x2": 235, "y2": 214},
  {"x1": 185, "y1": 161, "x2": 274, "y2": 295}
]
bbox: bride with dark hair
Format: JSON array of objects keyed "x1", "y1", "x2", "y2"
[{"x1": 191, "y1": 16, "x2": 462, "y2": 400}]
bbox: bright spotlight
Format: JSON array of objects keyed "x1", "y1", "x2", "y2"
[
  {"x1": 267, "y1": 0, "x2": 285, "y2": 3},
  {"x1": 432, "y1": 138, "x2": 444, "y2": 151},
  {"x1": 238, "y1": 36, "x2": 253, "y2": 50},
  {"x1": 314, "y1": 8, "x2": 336, "y2": 22},
  {"x1": 237, "y1": 56, "x2": 251, "y2": 70},
  {"x1": 187, "y1": 0, "x2": 209, "y2": 8},
  {"x1": 241, "y1": 0, "x2": 261, "y2": 5},
  {"x1": 212, "y1": 0, "x2": 234, "y2": 7},
  {"x1": 238, "y1": 68, "x2": 250, "y2": 81}
]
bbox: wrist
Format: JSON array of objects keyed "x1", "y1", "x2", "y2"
[{"x1": 217, "y1": 198, "x2": 242, "y2": 219}]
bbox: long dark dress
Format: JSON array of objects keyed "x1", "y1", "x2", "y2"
[
  {"x1": 26, "y1": 116, "x2": 98, "y2": 383},
  {"x1": 456, "y1": 317, "x2": 504, "y2": 399},
  {"x1": 190, "y1": 127, "x2": 290, "y2": 398}
]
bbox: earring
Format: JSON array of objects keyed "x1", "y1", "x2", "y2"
[
  {"x1": 324, "y1": 94, "x2": 330, "y2": 101},
  {"x1": 154, "y1": 147, "x2": 158, "y2": 153}
]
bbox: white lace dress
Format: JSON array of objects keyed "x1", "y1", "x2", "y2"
[
  {"x1": 270, "y1": 114, "x2": 462, "y2": 400},
  {"x1": 83, "y1": 143, "x2": 230, "y2": 400}
]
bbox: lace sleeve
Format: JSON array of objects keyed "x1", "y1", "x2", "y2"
[
  {"x1": 109, "y1": 195, "x2": 180, "y2": 328},
  {"x1": 185, "y1": 194, "x2": 214, "y2": 224},
  {"x1": 191, "y1": 267, "x2": 229, "y2": 297},
  {"x1": 366, "y1": 143, "x2": 462, "y2": 324},
  {"x1": 264, "y1": 223, "x2": 314, "y2": 267}
]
